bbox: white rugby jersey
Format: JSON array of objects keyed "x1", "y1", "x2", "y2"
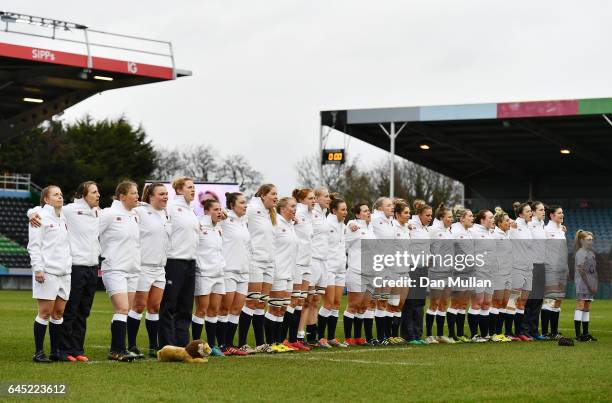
[
  {"x1": 326, "y1": 213, "x2": 347, "y2": 274},
  {"x1": 28, "y1": 204, "x2": 72, "y2": 276},
  {"x1": 134, "y1": 203, "x2": 171, "y2": 267},
  {"x1": 28, "y1": 198, "x2": 100, "y2": 266},
  {"x1": 470, "y1": 223, "x2": 496, "y2": 271},
  {"x1": 311, "y1": 203, "x2": 330, "y2": 261},
  {"x1": 429, "y1": 220, "x2": 453, "y2": 273},
  {"x1": 409, "y1": 216, "x2": 431, "y2": 267},
  {"x1": 247, "y1": 196, "x2": 275, "y2": 264},
  {"x1": 371, "y1": 210, "x2": 395, "y2": 239},
  {"x1": 544, "y1": 220, "x2": 568, "y2": 270},
  {"x1": 529, "y1": 216, "x2": 546, "y2": 264},
  {"x1": 220, "y1": 210, "x2": 250, "y2": 275},
  {"x1": 509, "y1": 217, "x2": 534, "y2": 271},
  {"x1": 493, "y1": 226, "x2": 512, "y2": 276},
  {"x1": 294, "y1": 203, "x2": 314, "y2": 267},
  {"x1": 195, "y1": 215, "x2": 225, "y2": 278},
  {"x1": 166, "y1": 195, "x2": 199, "y2": 260},
  {"x1": 452, "y1": 223, "x2": 475, "y2": 272},
  {"x1": 99, "y1": 200, "x2": 141, "y2": 274},
  {"x1": 345, "y1": 219, "x2": 375, "y2": 275},
  {"x1": 392, "y1": 219, "x2": 411, "y2": 240},
  {"x1": 273, "y1": 214, "x2": 298, "y2": 281}
]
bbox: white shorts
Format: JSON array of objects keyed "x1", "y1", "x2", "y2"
[
  {"x1": 249, "y1": 261, "x2": 274, "y2": 284},
  {"x1": 428, "y1": 271, "x2": 451, "y2": 290},
  {"x1": 195, "y1": 275, "x2": 226, "y2": 296},
  {"x1": 326, "y1": 271, "x2": 346, "y2": 287},
  {"x1": 271, "y1": 278, "x2": 293, "y2": 292},
  {"x1": 511, "y1": 270, "x2": 532, "y2": 292},
  {"x1": 492, "y1": 271, "x2": 512, "y2": 291},
  {"x1": 32, "y1": 273, "x2": 71, "y2": 301},
  {"x1": 306, "y1": 259, "x2": 327, "y2": 288},
  {"x1": 102, "y1": 271, "x2": 138, "y2": 296},
  {"x1": 345, "y1": 270, "x2": 374, "y2": 294},
  {"x1": 224, "y1": 272, "x2": 248, "y2": 295},
  {"x1": 292, "y1": 266, "x2": 303, "y2": 285},
  {"x1": 136, "y1": 266, "x2": 166, "y2": 292},
  {"x1": 452, "y1": 271, "x2": 473, "y2": 292},
  {"x1": 474, "y1": 270, "x2": 493, "y2": 295},
  {"x1": 545, "y1": 265, "x2": 569, "y2": 288}
]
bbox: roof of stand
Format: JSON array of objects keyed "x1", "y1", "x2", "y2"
[
  {"x1": 0, "y1": 10, "x2": 191, "y2": 142},
  {"x1": 321, "y1": 97, "x2": 612, "y2": 181}
]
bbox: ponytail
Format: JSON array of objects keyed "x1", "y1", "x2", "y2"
[{"x1": 574, "y1": 229, "x2": 594, "y2": 253}]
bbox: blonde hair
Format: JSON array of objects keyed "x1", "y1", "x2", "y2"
[
  {"x1": 172, "y1": 176, "x2": 193, "y2": 193},
  {"x1": 276, "y1": 197, "x2": 296, "y2": 214},
  {"x1": 455, "y1": 206, "x2": 471, "y2": 220},
  {"x1": 115, "y1": 180, "x2": 137, "y2": 199},
  {"x1": 255, "y1": 183, "x2": 277, "y2": 226},
  {"x1": 574, "y1": 230, "x2": 594, "y2": 253},
  {"x1": 435, "y1": 203, "x2": 451, "y2": 220},
  {"x1": 314, "y1": 187, "x2": 329, "y2": 198},
  {"x1": 40, "y1": 185, "x2": 61, "y2": 207},
  {"x1": 494, "y1": 207, "x2": 508, "y2": 227},
  {"x1": 413, "y1": 199, "x2": 432, "y2": 215},
  {"x1": 373, "y1": 197, "x2": 390, "y2": 211}
]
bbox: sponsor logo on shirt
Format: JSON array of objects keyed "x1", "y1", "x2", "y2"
[
  {"x1": 116, "y1": 217, "x2": 122, "y2": 221},
  {"x1": 77, "y1": 211, "x2": 83, "y2": 215}
]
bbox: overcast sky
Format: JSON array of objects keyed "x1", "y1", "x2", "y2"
[{"x1": 4, "y1": 1, "x2": 612, "y2": 195}]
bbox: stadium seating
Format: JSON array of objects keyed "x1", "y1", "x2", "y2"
[
  {"x1": 563, "y1": 209, "x2": 612, "y2": 254},
  {"x1": 0, "y1": 234, "x2": 30, "y2": 269},
  {"x1": 0, "y1": 196, "x2": 33, "y2": 269}
]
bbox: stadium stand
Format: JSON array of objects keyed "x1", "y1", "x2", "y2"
[{"x1": 0, "y1": 174, "x2": 36, "y2": 289}]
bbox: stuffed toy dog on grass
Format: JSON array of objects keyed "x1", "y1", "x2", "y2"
[{"x1": 157, "y1": 339, "x2": 212, "y2": 363}]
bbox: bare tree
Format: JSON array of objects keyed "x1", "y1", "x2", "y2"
[
  {"x1": 296, "y1": 153, "x2": 462, "y2": 214},
  {"x1": 372, "y1": 158, "x2": 462, "y2": 208},
  {"x1": 152, "y1": 145, "x2": 262, "y2": 194},
  {"x1": 181, "y1": 145, "x2": 220, "y2": 182},
  {"x1": 217, "y1": 154, "x2": 263, "y2": 195},
  {"x1": 151, "y1": 147, "x2": 183, "y2": 181}
]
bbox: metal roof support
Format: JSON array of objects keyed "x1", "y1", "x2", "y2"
[
  {"x1": 379, "y1": 121, "x2": 407, "y2": 198},
  {"x1": 516, "y1": 120, "x2": 611, "y2": 172}
]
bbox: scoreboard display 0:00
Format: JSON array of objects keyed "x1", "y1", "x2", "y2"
[{"x1": 322, "y1": 149, "x2": 345, "y2": 164}]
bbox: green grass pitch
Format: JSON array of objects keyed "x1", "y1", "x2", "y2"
[{"x1": 0, "y1": 290, "x2": 611, "y2": 402}]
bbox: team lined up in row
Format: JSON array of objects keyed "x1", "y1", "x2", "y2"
[{"x1": 27, "y1": 177, "x2": 598, "y2": 362}]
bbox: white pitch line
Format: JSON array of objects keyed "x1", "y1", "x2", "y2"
[
  {"x1": 559, "y1": 327, "x2": 612, "y2": 334},
  {"x1": 252, "y1": 354, "x2": 432, "y2": 366}
]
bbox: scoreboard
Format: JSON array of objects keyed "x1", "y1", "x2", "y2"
[{"x1": 322, "y1": 148, "x2": 345, "y2": 165}]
